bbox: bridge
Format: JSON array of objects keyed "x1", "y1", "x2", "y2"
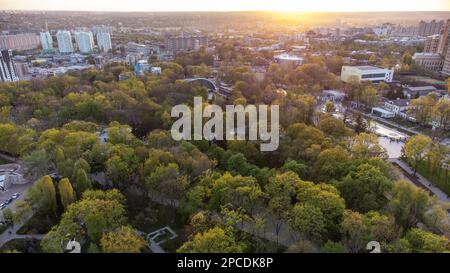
[{"x1": 184, "y1": 78, "x2": 232, "y2": 99}]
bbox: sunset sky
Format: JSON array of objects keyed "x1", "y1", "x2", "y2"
[{"x1": 0, "y1": 0, "x2": 449, "y2": 12}]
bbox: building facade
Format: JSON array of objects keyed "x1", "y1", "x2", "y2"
[
  {"x1": 341, "y1": 65, "x2": 394, "y2": 83},
  {"x1": 437, "y1": 19, "x2": 450, "y2": 57},
  {"x1": 442, "y1": 48, "x2": 450, "y2": 75},
  {"x1": 413, "y1": 53, "x2": 444, "y2": 71},
  {"x1": 165, "y1": 35, "x2": 208, "y2": 52},
  {"x1": 424, "y1": 34, "x2": 440, "y2": 53},
  {"x1": 96, "y1": 32, "x2": 112, "y2": 52},
  {"x1": 40, "y1": 32, "x2": 53, "y2": 52},
  {"x1": 0, "y1": 33, "x2": 40, "y2": 51},
  {"x1": 0, "y1": 49, "x2": 19, "y2": 82},
  {"x1": 75, "y1": 31, "x2": 94, "y2": 53},
  {"x1": 56, "y1": 30, "x2": 74, "y2": 54}
]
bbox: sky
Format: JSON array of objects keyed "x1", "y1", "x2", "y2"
[{"x1": 0, "y1": 0, "x2": 449, "y2": 12}]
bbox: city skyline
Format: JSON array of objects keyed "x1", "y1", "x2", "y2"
[{"x1": 0, "y1": 0, "x2": 449, "y2": 12}]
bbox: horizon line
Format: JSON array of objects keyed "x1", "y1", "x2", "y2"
[{"x1": 1, "y1": 9, "x2": 450, "y2": 13}]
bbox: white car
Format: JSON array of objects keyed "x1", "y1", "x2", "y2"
[{"x1": 11, "y1": 193, "x2": 20, "y2": 199}]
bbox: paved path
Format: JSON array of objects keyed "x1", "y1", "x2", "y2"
[
  {"x1": 389, "y1": 158, "x2": 450, "y2": 203},
  {"x1": 0, "y1": 212, "x2": 41, "y2": 248}
]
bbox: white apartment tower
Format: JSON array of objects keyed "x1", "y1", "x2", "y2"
[
  {"x1": 0, "y1": 49, "x2": 19, "y2": 82},
  {"x1": 75, "y1": 31, "x2": 95, "y2": 53},
  {"x1": 96, "y1": 32, "x2": 112, "y2": 52},
  {"x1": 40, "y1": 31, "x2": 53, "y2": 52},
  {"x1": 56, "y1": 30, "x2": 74, "y2": 54}
]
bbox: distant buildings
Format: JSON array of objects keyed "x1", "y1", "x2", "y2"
[
  {"x1": 40, "y1": 32, "x2": 53, "y2": 52},
  {"x1": 412, "y1": 53, "x2": 444, "y2": 72},
  {"x1": 0, "y1": 33, "x2": 40, "y2": 51},
  {"x1": 75, "y1": 31, "x2": 95, "y2": 53},
  {"x1": 0, "y1": 49, "x2": 19, "y2": 82},
  {"x1": 340, "y1": 65, "x2": 394, "y2": 83},
  {"x1": 96, "y1": 32, "x2": 112, "y2": 52},
  {"x1": 165, "y1": 34, "x2": 208, "y2": 52},
  {"x1": 56, "y1": 30, "x2": 74, "y2": 54},
  {"x1": 274, "y1": 54, "x2": 303, "y2": 69},
  {"x1": 417, "y1": 19, "x2": 450, "y2": 74},
  {"x1": 418, "y1": 20, "x2": 444, "y2": 37}
]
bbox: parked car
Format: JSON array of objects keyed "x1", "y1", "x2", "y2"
[
  {"x1": 4, "y1": 198, "x2": 12, "y2": 205},
  {"x1": 0, "y1": 203, "x2": 6, "y2": 210},
  {"x1": 11, "y1": 193, "x2": 20, "y2": 199}
]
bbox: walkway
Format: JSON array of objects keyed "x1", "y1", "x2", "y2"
[
  {"x1": 389, "y1": 158, "x2": 450, "y2": 203},
  {"x1": 0, "y1": 212, "x2": 44, "y2": 248}
]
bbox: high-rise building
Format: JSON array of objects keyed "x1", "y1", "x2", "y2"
[
  {"x1": 56, "y1": 30, "x2": 74, "y2": 54},
  {"x1": 40, "y1": 32, "x2": 53, "y2": 52},
  {"x1": 75, "y1": 31, "x2": 94, "y2": 53},
  {"x1": 0, "y1": 33, "x2": 40, "y2": 51},
  {"x1": 437, "y1": 19, "x2": 450, "y2": 57},
  {"x1": 424, "y1": 34, "x2": 440, "y2": 53},
  {"x1": 0, "y1": 49, "x2": 18, "y2": 82},
  {"x1": 442, "y1": 48, "x2": 450, "y2": 75},
  {"x1": 418, "y1": 20, "x2": 444, "y2": 37},
  {"x1": 96, "y1": 32, "x2": 112, "y2": 52},
  {"x1": 165, "y1": 34, "x2": 208, "y2": 52}
]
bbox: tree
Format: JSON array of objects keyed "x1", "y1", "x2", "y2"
[
  {"x1": 177, "y1": 227, "x2": 245, "y2": 253},
  {"x1": 73, "y1": 168, "x2": 92, "y2": 196},
  {"x1": 337, "y1": 164, "x2": 392, "y2": 212},
  {"x1": 351, "y1": 133, "x2": 387, "y2": 159},
  {"x1": 404, "y1": 135, "x2": 432, "y2": 176},
  {"x1": 388, "y1": 180, "x2": 430, "y2": 229},
  {"x1": 313, "y1": 146, "x2": 352, "y2": 182},
  {"x1": 432, "y1": 99, "x2": 450, "y2": 131},
  {"x1": 360, "y1": 86, "x2": 378, "y2": 108},
  {"x1": 101, "y1": 226, "x2": 147, "y2": 253},
  {"x1": 318, "y1": 116, "x2": 348, "y2": 138},
  {"x1": 210, "y1": 172, "x2": 264, "y2": 213},
  {"x1": 403, "y1": 228, "x2": 450, "y2": 253},
  {"x1": 41, "y1": 190, "x2": 127, "y2": 252},
  {"x1": 340, "y1": 210, "x2": 367, "y2": 253},
  {"x1": 289, "y1": 203, "x2": 326, "y2": 243},
  {"x1": 23, "y1": 149, "x2": 51, "y2": 179},
  {"x1": 408, "y1": 94, "x2": 437, "y2": 126},
  {"x1": 325, "y1": 101, "x2": 335, "y2": 113},
  {"x1": 27, "y1": 175, "x2": 57, "y2": 216},
  {"x1": 58, "y1": 178, "x2": 76, "y2": 210}
]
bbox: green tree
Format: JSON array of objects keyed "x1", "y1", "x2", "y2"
[
  {"x1": 289, "y1": 203, "x2": 326, "y2": 243},
  {"x1": 27, "y1": 175, "x2": 57, "y2": 216},
  {"x1": 337, "y1": 164, "x2": 392, "y2": 212},
  {"x1": 73, "y1": 168, "x2": 92, "y2": 196},
  {"x1": 101, "y1": 226, "x2": 147, "y2": 253},
  {"x1": 23, "y1": 149, "x2": 51, "y2": 179},
  {"x1": 404, "y1": 135, "x2": 432, "y2": 176},
  {"x1": 389, "y1": 180, "x2": 430, "y2": 229},
  {"x1": 177, "y1": 227, "x2": 245, "y2": 253},
  {"x1": 404, "y1": 228, "x2": 450, "y2": 253},
  {"x1": 58, "y1": 178, "x2": 76, "y2": 210}
]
